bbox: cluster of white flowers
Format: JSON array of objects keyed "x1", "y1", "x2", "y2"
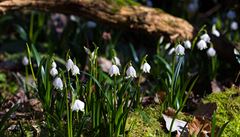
[
  {"x1": 66, "y1": 58, "x2": 80, "y2": 76},
  {"x1": 50, "y1": 61, "x2": 58, "y2": 77},
  {"x1": 197, "y1": 33, "x2": 210, "y2": 50},
  {"x1": 108, "y1": 57, "x2": 151, "y2": 78}
]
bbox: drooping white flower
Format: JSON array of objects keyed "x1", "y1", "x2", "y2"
[
  {"x1": 66, "y1": 59, "x2": 74, "y2": 71},
  {"x1": 22, "y1": 56, "x2": 29, "y2": 66},
  {"x1": 187, "y1": 2, "x2": 198, "y2": 13},
  {"x1": 126, "y1": 66, "x2": 137, "y2": 78},
  {"x1": 164, "y1": 43, "x2": 171, "y2": 50},
  {"x1": 230, "y1": 21, "x2": 238, "y2": 30},
  {"x1": 168, "y1": 48, "x2": 175, "y2": 55},
  {"x1": 175, "y1": 44, "x2": 185, "y2": 55},
  {"x1": 211, "y1": 25, "x2": 220, "y2": 37},
  {"x1": 53, "y1": 77, "x2": 63, "y2": 90},
  {"x1": 200, "y1": 33, "x2": 211, "y2": 43},
  {"x1": 108, "y1": 65, "x2": 120, "y2": 77},
  {"x1": 50, "y1": 67, "x2": 58, "y2": 77},
  {"x1": 52, "y1": 61, "x2": 57, "y2": 68},
  {"x1": 197, "y1": 40, "x2": 207, "y2": 50},
  {"x1": 86, "y1": 21, "x2": 97, "y2": 29},
  {"x1": 141, "y1": 62, "x2": 151, "y2": 73},
  {"x1": 207, "y1": 47, "x2": 216, "y2": 57},
  {"x1": 234, "y1": 48, "x2": 240, "y2": 55},
  {"x1": 113, "y1": 56, "x2": 121, "y2": 66},
  {"x1": 184, "y1": 40, "x2": 191, "y2": 49},
  {"x1": 72, "y1": 99, "x2": 85, "y2": 112},
  {"x1": 227, "y1": 10, "x2": 236, "y2": 20},
  {"x1": 71, "y1": 64, "x2": 80, "y2": 76}
]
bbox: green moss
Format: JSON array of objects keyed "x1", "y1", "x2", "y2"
[
  {"x1": 203, "y1": 87, "x2": 240, "y2": 137},
  {"x1": 126, "y1": 105, "x2": 168, "y2": 137}
]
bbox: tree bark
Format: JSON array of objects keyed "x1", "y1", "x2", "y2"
[{"x1": 0, "y1": 0, "x2": 194, "y2": 41}]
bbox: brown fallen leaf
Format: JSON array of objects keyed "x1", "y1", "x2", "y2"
[{"x1": 188, "y1": 116, "x2": 211, "y2": 137}]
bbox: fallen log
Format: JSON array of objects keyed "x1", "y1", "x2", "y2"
[{"x1": 0, "y1": 0, "x2": 194, "y2": 41}]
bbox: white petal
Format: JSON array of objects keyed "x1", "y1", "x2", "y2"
[
  {"x1": 22, "y1": 56, "x2": 29, "y2": 66},
  {"x1": 66, "y1": 59, "x2": 74, "y2": 71}
]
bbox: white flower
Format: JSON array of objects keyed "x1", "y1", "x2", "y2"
[
  {"x1": 200, "y1": 33, "x2": 211, "y2": 43},
  {"x1": 108, "y1": 65, "x2": 120, "y2": 77},
  {"x1": 197, "y1": 40, "x2": 207, "y2": 50},
  {"x1": 86, "y1": 21, "x2": 97, "y2": 29},
  {"x1": 211, "y1": 25, "x2": 220, "y2": 37},
  {"x1": 141, "y1": 62, "x2": 151, "y2": 73},
  {"x1": 187, "y1": 2, "x2": 198, "y2": 13},
  {"x1": 207, "y1": 47, "x2": 216, "y2": 57},
  {"x1": 50, "y1": 67, "x2": 58, "y2": 77},
  {"x1": 66, "y1": 59, "x2": 74, "y2": 71},
  {"x1": 164, "y1": 43, "x2": 171, "y2": 50},
  {"x1": 22, "y1": 56, "x2": 29, "y2": 66},
  {"x1": 184, "y1": 40, "x2": 191, "y2": 49},
  {"x1": 71, "y1": 64, "x2": 80, "y2": 76},
  {"x1": 53, "y1": 77, "x2": 63, "y2": 90},
  {"x1": 72, "y1": 99, "x2": 85, "y2": 112},
  {"x1": 230, "y1": 21, "x2": 238, "y2": 30},
  {"x1": 113, "y1": 56, "x2": 121, "y2": 66},
  {"x1": 52, "y1": 61, "x2": 57, "y2": 68},
  {"x1": 168, "y1": 48, "x2": 175, "y2": 55},
  {"x1": 175, "y1": 44, "x2": 185, "y2": 55},
  {"x1": 126, "y1": 66, "x2": 137, "y2": 78},
  {"x1": 234, "y1": 48, "x2": 240, "y2": 55}
]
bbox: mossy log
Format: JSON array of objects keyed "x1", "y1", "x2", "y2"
[{"x1": 0, "y1": 0, "x2": 193, "y2": 41}]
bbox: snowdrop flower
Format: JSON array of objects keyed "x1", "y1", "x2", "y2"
[
  {"x1": 50, "y1": 67, "x2": 58, "y2": 77},
  {"x1": 211, "y1": 25, "x2": 220, "y2": 37},
  {"x1": 168, "y1": 48, "x2": 175, "y2": 55},
  {"x1": 207, "y1": 47, "x2": 216, "y2": 57},
  {"x1": 230, "y1": 21, "x2": 238, "y2": 30},
  {"x1": 72, "y1": 99, "x2": 85, "y2": 112},
  {"x1": 53, "y1": 77, "x2": 63, "y2": 90},
  {"x1": 164, "y1": 43, "x2": 171, "y2": 50},
  {"x1": 66, "y1": 59, "x2": 74, "y2": 71},
  {"x1": 126, "y1": 66, "x2": 137, "y2": 78},
  {"x1": 141, "y1": 62, "x2": 151, "y2": 73},
  {"x1": 197, "y1": 40, "x2": 207, "y2": 50},
  {"x1": 22, "y1": 56, "x2": 29, "y2": 66},
  {"x1": 109, "y1": 65, "x2": 120, "y2": 77},
  {"x1": 234, "y1": 48, "x2": 239, "y2": 55},
  {"x1": 184, "y1": 40, "x2": 191, "y2": 49},
  {"x1": 200, "y1": 33, "x2": 211, "y2": 43},
  {"x1": 175, "y1": 44, "x2": 185, "y2": 55},
  {"x1": 187, "y1": 2, "x2": 198, "y2": 13},
  {"x1": 113, "y1": 56, "x2": 121, "y2": 66},
  {"x1": 227, "y1": 10, "x2": 236, "y2": 20},
  {"x1": 52, "y1": 61, "x2": 57, "y2": 68},
  {"x1": 71, "y1": 64, "x2": 80, "y2": 76}
]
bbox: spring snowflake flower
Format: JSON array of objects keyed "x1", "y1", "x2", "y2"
[
  {"x1": 211, "y1": 25, "x2": 220, "y2": 37},
  {"x1": 175, "y1": 44, "x2": 185, "y2": 55},
  {"x1": 52, "y1": 61, "x2": 57, "y2": 68},
  {"x1": 113, "y1": 56, "x2": 121, "y2": 66},
  {"x1": 50, "y1": 67, "x2": 58, "y2": 77},
  {"x1": 207, "y1": 47, "x2": 216, "y2": 57},
  {"x1": 164, "y1": 43, "x2": 171, "y2": 50},
  {"x1": 184, "y1": 40, "x2": 191, "y2": 49},
  {"x1": 72, "y1": 99, "x2": 85, "y2": 112},
  {"x1": 53, "y1": 77, "x2": 63, "y2": 90},
  {"x1": 141, "y1": 62, "x2": 151, "y2": 73},
  {"x1": 168, "y1": 48, "x2": 175, "y2": 55},
  {"x1": 22, "y1": 56, "x2": 29, "y2": 66},
  {"x1": 197, "y1": 40, "x2": 207, "y2": 50},
  {"x1": 230, "y1": 21, "x2": 238, "y2": 30},
  {"x1": 71, "y1": 64, "x2": 80, "y2": 76},
  {"x1": 109, "y1": 65, "x2": 120, "y2": 77},
  {"x1": 200, "y1": 33, "x2": 211, "y2": 43},
  {"x1": 66, "y1": 59, "x2": 74, "y2": 71},
  {"x1": 126, "y1": 66, "x2": 137, "y2": 78}
]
